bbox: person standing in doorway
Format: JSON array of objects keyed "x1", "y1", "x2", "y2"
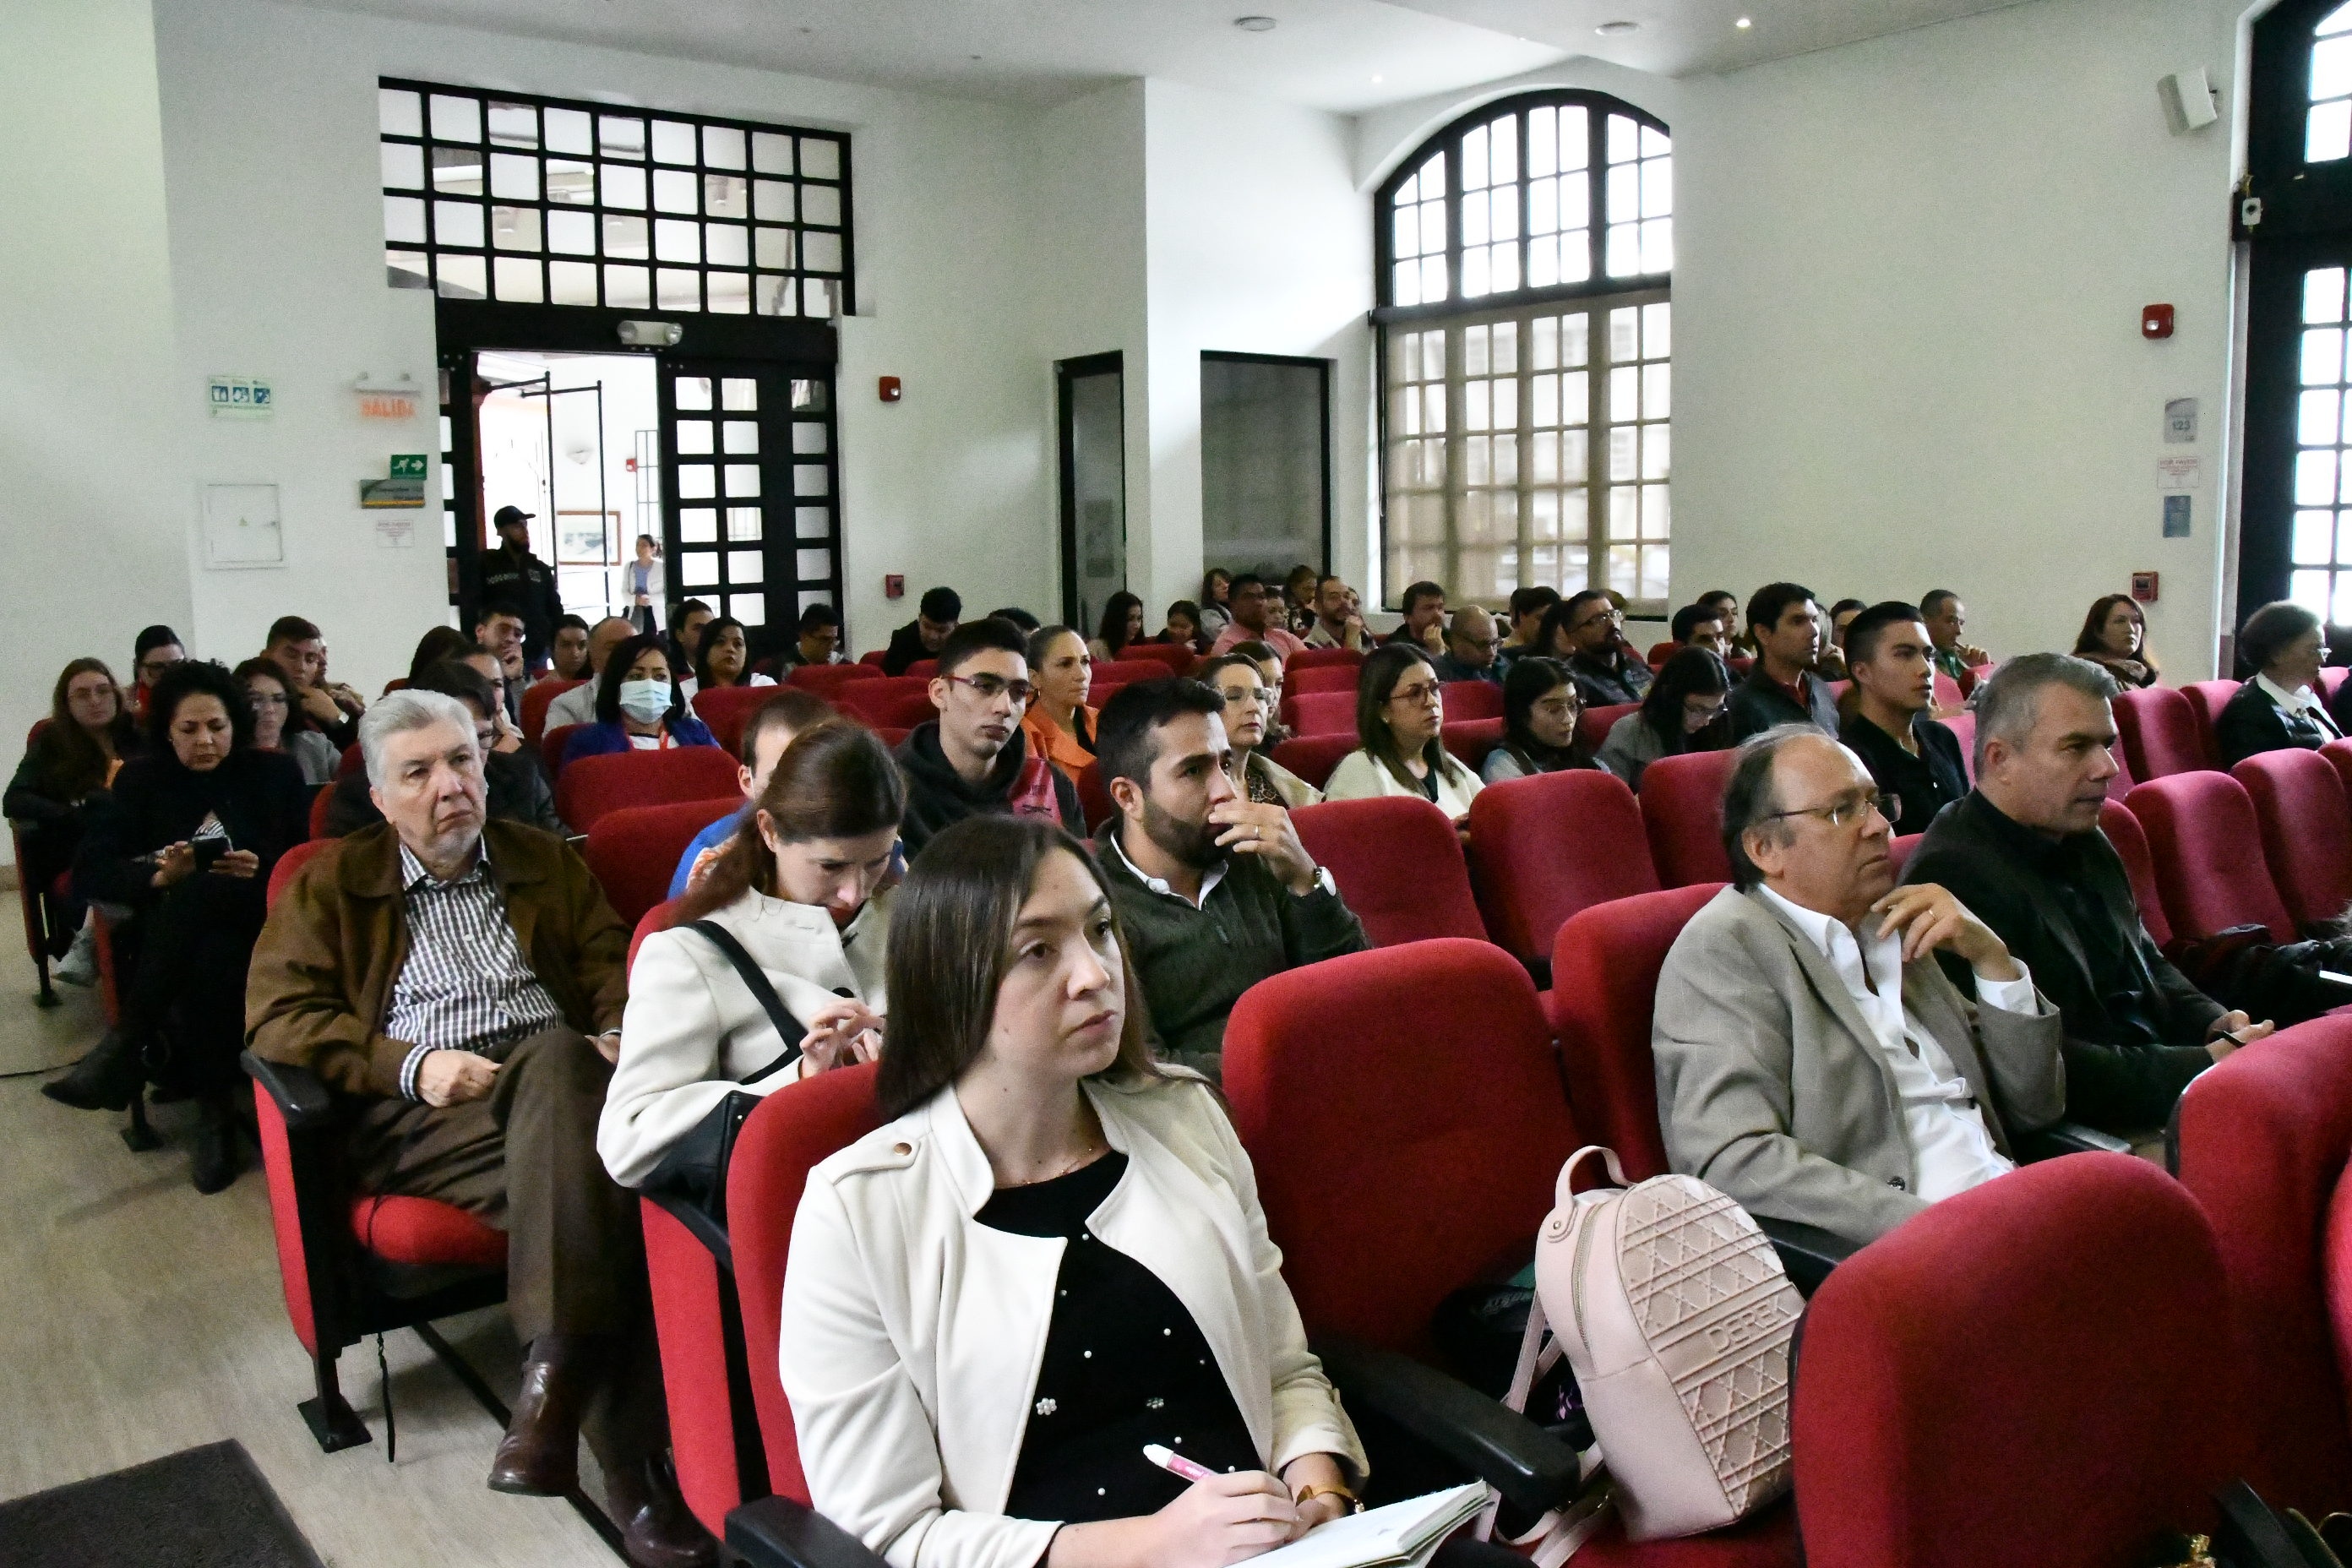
[
  {"x1": 627, "y1": 535, "x2": 664, "y2": 638},
  {"x1": 478, "y1": 505, "x2": 566, "y2": 673}
]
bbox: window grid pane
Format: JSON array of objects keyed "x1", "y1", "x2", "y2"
[
  {"x1": 2297, "y1": 262, "x2": 2352, "y2": 619},
  {"x1": 378, "y1": 76, "x2": 852, "y2": 315}
]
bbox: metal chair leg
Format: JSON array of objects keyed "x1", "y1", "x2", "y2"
[
  {"x1": 35, "y1": 953, "x2": 57, "y2": 1008},
  {"x1": 297, "y1": 1345, "x2": 373, "y2": 1453}
]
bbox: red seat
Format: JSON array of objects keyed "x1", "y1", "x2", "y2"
[
  {"x1": 1121, "y1": 642, "x2": 1195, "y2": 678},
  {"x1": 831, "y1": 677, "x2": 932, "y2": 725},
  {"x1": 1646, "y1": 640, "x2": 1681, "y2": 666},
  {"x1": 541, "y1": 722, "x2": 585, "y2": 780},
  {"x1": 903, "y1": 659, "x2": 938, "y2": 680},
  {"x1": 1795, "y1": 1154, "x2": 2238, "y2": 1565},
  {"x1": 1547, "y1": 883, "x2": 1723, "y2": 1179},
  {"x1": 349, "y1": 1195, "x2": 507, "y2": 1268},
  {"x1": 2113, "y1": 686, "x2": 2211, "y2": 779},
  {"x1": 268, "y1": 839, "x2": 332, "y2": 906},
  {"x1": 2324, "y1": 738, "x2": 2352, "y2": 820},
  {"x1": 2105, "y1": 732, "x2": 2137, "y2": 802},
  {"x1": 556, "y1": 747, "x2": 743, "y2": 835},
  {"x1": 1579, "y1": 701, "x2": 1637, "y2": 756},
  {"x1": 1284, "y1": 690, "x2": 1356, "y2": 736},
  {"x1": 629, "y1": 897, "x2": 686, "y2": 970},
  {"x1": 2179, "y1": 679, "x2": 2240, "y2": 757},
  {"x1": 782, "y1": 663, "x2": 882, "y2": 694},
  {"x1": 1267, "y1": 734, "x2": 1355, "y2": 791},
  {"x1": 2126, "y1": 772, "x2": 2296, "y2": 945},
  {"x1": 2235, "y1": 749, "x2": 2352, "y2": 931},
  {"x1": 1439, "y1": 680, "x2": 1503, "y2": 721},
  {"x1": 1639, "y1": 749, "x2": 1740, "y2": 887},
  {"x1": 1285, "y1": 665, "x2": 1361, "y2": 696},
  {"x1": 2324, "y1": 667, "x2": 2350, "y2": 703},
  {"x1": 691, "y1": 685, "x2": 776, "y2": 756},
  {"x1": 857, "y1": 649, "x2": 888, "y2": 667},
  {"x1": 1287, "y1": 645, "x2": 1364, "y2": 673},
  {"x1": 307, "y1": 787, "x2": 335, "y2": 841},
  {"x1": 1941, "y1": 710, "x2": 1976, "y2": 782},
  {"x1": 1073, "y1": 761, "x2": 1114, "y2": 836},
  {"x1": 1291, "y1": 797, "x2": 1484, "y2": 946},
  {"x1": 335, "y1": 742, "x2": 366, "y2": 780},
  {"x1": 520, "y1": 678, "x2": 583, "y2": 746},
  {"x1": 2175, "y1": 1013, "x2": 2352, "y2": 1515},
  {"x1": 1439, "y1": 717, "x2": 1505, "y2": 771},
  {"x1": 2098, "y1": 799, "x2": 2172, "y2": 950},
  {"x1": 1930, "y1": 672, "x2": 1963, "y2": 712},
  {"x1": 584, "y1": 798, "x2": 743, "y2": 928},
  {"x1": 1089, "y1": 658, "x2": 1168, "y2": 689},
  {"x1": 1886, "y1": 832, "x2": 1921, "y2": 875},
  {"x1": 1467, "y1": 770, "x2": 1659, "y2": 970}
]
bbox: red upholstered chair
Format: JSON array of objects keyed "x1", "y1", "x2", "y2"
[
  {"x1": 2105, "y1": 735, "x2": 2137, "y2": 802},
  {"x1": 335, "y1": 743, "x2": 366, "y2": 780},
  {"x1": 2326, "y1": 738, "x2": 2352, "y2": 817},
  {"x1": 2099, "y1": 800, "x2": 2172, "y2": 950},
  {"x1": 1646, "y1": 640, "x2": 1681, "y2": 666},
  {"x1": 831, "y1": 677, "x2": 931, "y2": 726},
  {"x1": 782, "y1": 662, "x2": 881, "y2": 694},
  {"x1": 1290, "y1": 798, "x2": 1485, "y2": 946},
  {"x1": 1466, "y1": 770, "x2": 1660, "y2": 972},
  {"x1": 1794, "y1": 1154, "x2": 2239, "y2": 1566},
  {"x1": 1546, "y1": 883, "x2": 1723, "y2": 1180},
  {"x1": 1941, "y1": 710, "x2": 1976, "y2": 782},
  {"x1": 1268, "y1": 734, "x2": 1355, "y2": 791},
  {"x1": 692, "y1": 685, "x2": 776, "y2": 756},
  {"x1": 903, "y1": 659, "x2": 938, "y2": 680},
  {"x1": 1090, "y1": 658, "x2": 1168, "y2": 689},
  {"x1": 630, "y1": 897, "x2": 684, "y2": 969},
  {"x1": 2235, "y1": 749, "x2": 2352, "y2": 931},
  {"x1": 1930, "y1": 672, "x2": 1964, "y2": 713},
  {"x1": 1440, "y1": 680, "x2": 1503, "y2": 721},
  {"x1": 2324, "y1": 666, "x2": 2350, "y2": 703},
  {"x1": 306, "y1": 787, "x2": 335, "y2": 841},
  {"x1": 1286, "y1": 664, "x2": 1361, "y2": 696},
  {"x1": 541, "y1": 722, "x2": 585, "y2": 781},
  {"x1": 1578, "y1": 701, "x2": 1637, "y2": 755},
  {"x1": 1285, "y1": 690, "x2": 1356, "y2": 736},
  {"x1": 1886, "y1": 832, "x2": 1921, "y2": 876},
  {"x1": 584, "y1": 797, "x2": 742, "y2": 928},
  {"x1": 873, "y1": 727, "x2": 910, "y2": 749},
  {"x1": 2180, "y1": 679, "x2": 2240, "y2": 756},
  {"x1": 245, "y1": 836, "x2": 510, "y2": 1452},
  {"x1": 2113, "y1": 686, "x2": 2211, "y2": 779},
  {"x1": 1638, "y1": 749, "x2": 1740, "y2": 887},
  {"x1": 1288, "y1": 645, "x2": 1364, "y2": 673},
  {"x1": 520, "y1": 678, "x2": 582, "y2": 746},
  {"x1": 1073, "y1": 762, "x2": 1114, "y2": 836},
  {"x1": 2175, "y1": 1014, "x2": 2352, "y2": 1516},
  {"x1": 1121, "y1": 642, "x2": 1195, "y2": 678},
  {"x1": 2125, "y1": 772, "x2": 2296, "y2": 945},
  {"x1": 555, "y1": 746, "x2": 743, "y2": 834},
  {"x1": 1439, "y1": 718, "x2": 1505, "y2": 771}
]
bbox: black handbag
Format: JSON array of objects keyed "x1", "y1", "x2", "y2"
[{"x1": 639, "y1": 920, "x2": 809, "y2": 1224}]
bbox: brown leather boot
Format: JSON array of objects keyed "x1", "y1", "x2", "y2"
[
  {"x1": 602, "y1": 1449, "x2": 717, "y2": 1568},
  {"x1": 487, "y1": 1336, "x2": 593, "y2": 1495}
]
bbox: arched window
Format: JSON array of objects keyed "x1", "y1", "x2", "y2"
[{"x1": 1376, "y1": 91, "x2": 1672, "y2": 613}]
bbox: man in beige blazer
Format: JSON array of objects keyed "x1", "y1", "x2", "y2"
[{"x1": 1653, "y1": 726, "x2": 2066, "y2": 1246}]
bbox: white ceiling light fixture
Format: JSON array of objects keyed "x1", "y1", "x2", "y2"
[
  {"x1": 1594, "y1": 19, "x2": 1640, "y2": 35},
  {"x1": 1734, "y1": 15, "x2": 1753, "y2": 28},
  {"x1": 1233, "y1": 15, "x2": 1277, "y2": 31}
]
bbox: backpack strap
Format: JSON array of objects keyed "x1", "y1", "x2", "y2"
[{"x1": 686, "y1": 920, "x2": 808, "y2": 1084}]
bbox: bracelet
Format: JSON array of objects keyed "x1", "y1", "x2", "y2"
[{"x1": 1293, "y1": 1483, "x2": 1360, "y2": 1514}]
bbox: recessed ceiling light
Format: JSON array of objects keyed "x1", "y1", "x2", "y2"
[
  {"x1": 1595, "y1": 19, "x2": 1640, "y2": 35},
  {"x1": 1234, "y1": 14, "x2": 1277, "y2": 30},
  {"x1": 1734, "y1": 15, "x2": 1753, "y2": 28},
  {"x1": 1370, "y1": 74, "x2": 1384, "y2": 83}
]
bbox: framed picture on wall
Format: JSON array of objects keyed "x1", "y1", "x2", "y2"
[{"x1": 556, "y1": 509, "x2": 616, "y2": 565}]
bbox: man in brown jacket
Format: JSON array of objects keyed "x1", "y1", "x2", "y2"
[{"x1": 247, "y1": 689, "x2": 710, "y2": 1568}]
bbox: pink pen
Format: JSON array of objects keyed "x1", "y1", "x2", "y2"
[{"x1": 1142, "y1": 1443, "x2": 1217, "y2": 1484}]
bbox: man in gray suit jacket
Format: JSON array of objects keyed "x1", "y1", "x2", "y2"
[{"x1": 1653, "y1": 726, "x2": 2066, "y2": 1245}]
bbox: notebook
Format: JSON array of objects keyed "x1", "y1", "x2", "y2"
[{"x1": 1242, "y1": 1481, "x2": 1489, "y2": 1568}]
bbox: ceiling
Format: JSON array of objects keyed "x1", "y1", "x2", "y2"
[{"x1": 286, "y1": 0, "x2": 2037, "y2": 113}]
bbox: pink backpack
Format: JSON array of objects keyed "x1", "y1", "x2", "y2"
[
  {"x1": 1008, "y1": 754, "x2": 1066, "y2": 825},
  {"x1": 1489, "y1": 1146, "x2": 1800, "y2": 1559}
]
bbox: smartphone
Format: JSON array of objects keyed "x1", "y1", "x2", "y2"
[{"x1": 191, "y1": 838, "x2": 229, "y2": 871}]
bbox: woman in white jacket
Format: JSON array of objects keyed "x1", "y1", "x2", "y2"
[
  {"x1": 599, "y1": 721, "x2": 899, "y2": 1189},
  {"x1": 1321, "y1": 643, "x2": 1482, "y2": 825},
  {"x1": 779, "y1": 814, "x2": 1367, "y2": 1568}
]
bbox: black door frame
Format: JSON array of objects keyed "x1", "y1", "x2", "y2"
[
  {"x1": 1054, "y1": 351, "x2": 1126, "y2": 630},
  {"x1": 1199, "y1": 349, "x2": 1335, "y2": 574}
]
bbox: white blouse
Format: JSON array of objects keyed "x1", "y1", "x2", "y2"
[{"x1": 1322, "y1": 746, "x2": 1483, "y2": 822}]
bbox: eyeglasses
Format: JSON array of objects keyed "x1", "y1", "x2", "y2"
[
  {"x1": 1762, "y1": 791, "x2": 1897, "y2": 831},
  {"x1": 1571, "y1": 609, "x2": 1624, "y2": 633},
  {"x1": 947, "y1": 672, "x2": 1037, "y2": 706},
  {"x1": 1389, "y1": 680, "x2": 1442, "y2": 706}
]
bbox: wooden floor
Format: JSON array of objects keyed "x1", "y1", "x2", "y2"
[{"x1": 0, "y1": 944, "x2": 618, "y2": 1566}]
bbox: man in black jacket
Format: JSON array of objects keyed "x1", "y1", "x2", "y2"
[
  {"x1": 1836, "y1": 601, "x2": 1968, "y2": 836},
  {"x1": 1728, "y1": 582, "x2": 1840, "y2": 740},
  {"x1": 1903, "y1": 653, "x2": 2273, "y2": 1133},
  {"x1": 477, "y1": 505, "x2": 567, "y2": 672},
  {"x1": 893, "y1": 618, "x2": 1080, "y2": 857},
  {"x1": 879, "y1": 585, "x2": 961, "y2": 677}
]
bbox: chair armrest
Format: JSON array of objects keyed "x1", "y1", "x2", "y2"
[
  {"x1": 1756, "y1": 1217, "x2": 1859, "y2": 1297},
  {"x1": 1311, "y1": 1335, "x2": 1583, "y2": 1519},
  {"x1": 2012, "y1": 1119, "x2": 2132, "y2": 1162},
  {"x1": 241, "y1": 1051, "x2": 338, "y2": 1133},
  {"x1": 726, "y1": 1497, "x2": 891, "y2": 1568},
  {"x1": 644, "y1": 1189, "x2": 734, "y2": 1274}
]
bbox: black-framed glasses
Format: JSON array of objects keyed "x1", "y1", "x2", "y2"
[
  {"x1": 1763, "y1": 791, "x2": 1897, "y2": 831},
  {"x1": 948, "y1": 672, "x2": 1036, "y2": 706}
]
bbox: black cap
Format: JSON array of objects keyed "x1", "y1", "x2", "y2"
[{"x1": 493, "y1": 505, "x2": 534, "y2": 530}]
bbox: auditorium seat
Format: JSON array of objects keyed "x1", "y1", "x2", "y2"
[
  {"x1": 856, "y1": 649, "x2": 887, "y2": 667},
  {"x1": 1290, "y1": 797, "x2": 1485, "y2": 945},
  {"x1": 1439, "y1": 679, "x2": 1503, "y2": 721},
  {"x1": 691, "y1": 685, "x2": 775, "y2": 755},
  {"x1": 306, "y1": 786, "x2": 335, "y2": 840},
  {"x1": 520, "y1": 678, "x2": 582, "y2": 745},
  {"x1": 1288, "y1": 645, "x2": 1364, "y2": 673},
  {"x1": 1268, "y1": 733, "x2": 1356, "y2": 791},
  {"x1": 1546, "y1": 883, "x2": 1723, "y2": 1179},
  {"x1": 2125, "y1": 772, "x2": 2296, "y2": 945},
  {"x1": 1466, "y1": 770, "x2": 1659, "y2": 972},
  {"x1": 1795, "y1": 1154, "x2": 2238, "y2": 1566},
  {"x1": 2099, "y1": 800, "x2": 2172, "y2": 950},
  {"x1": 555, "y1": 747, "x2": 742, "y2": 834},
  {"x1": 584, "y1": 798, "x2": 742, "y2": 927},
  {"x1": 267, "y1": 838, "x2": 331, "y2": 906},
  {"x1": 1886, "y1": 832, "x2": 1921, "y2": 875},
  {"x1": 1639, "y1": 749, "x2": 1740, "y2": 887},
  {"x1": 335, "y1": 742, "x2": 366, "y2": 780},
  {"x1": 1120, "y1": 642, "x2": 1195, "y2": 678},
  {"x1": 2179, "y1": 679, "x2": 2240, "y2": 756},
  {"x1": 1284, "y1": 690, "x2": 1356, "y2": 737},
  {"x1": 903, "y1": 659, "x2": 938, "y2": 679},
  {"x1": 2324, "y1": 667, "x2": 2350, "y2": 703},
  {"x1": 2172, "y1": 1013, "x2": 2352, "y2": 1515},
  {"x1": 1941, "y1": 710, "x2": 1976, "y2": 781},
  {"x1": 1073, "y1": 761, "x2": 1113, "y2": 836},
  {"x1": 1285, "y1": 664, "x2": 1361, "y2": 696},
  {"x1": 2105, "y1": 732, "x2": 2136, "y2": 802},
  {"x1": 2113, "y1": 686, "x2": 2210, "y2": 779},
  {"x1": 2235, "y1": 749, "x2": 2352, "y2": 932},
  {"x1": 643, "y1": 1194, "x2": 766, "y2": 1538},
  {"x1": 541, "y1": 722, "x2": 585, "y2": 780},
  {"x1": 782, "y1": 662, "x2": 880, "y2": 694},
  {"x1": 1930, "y1": 671, "x2": 1963, "y2": 712},
  {"x1": 2324, "y1": 738, "x2": 2352, "y2": 817},
  {"x1": 830, "y1": 677, "x2": 930, "y2": 725},
  {"x1": 1438, "y1": 717, "x2": 1505, "y2": 771},
  {"x1": 1647, "y1": 640, "x2": 1680, "y2": 666},
  {"x1": 1579, "y1": 701, "x2": 1637, "y2": 756},
  {"x1": 1088, "y1": 658, "x2": 1168, "y2": 689}
]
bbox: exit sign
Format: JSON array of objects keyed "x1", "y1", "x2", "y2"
[{"x1": 389, "y1": 454, "x2": 427, "y2": 478}]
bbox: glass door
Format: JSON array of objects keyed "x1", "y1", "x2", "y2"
[{"x1": 1057, "y1": 353, "x2": 1127, "y2": 634}]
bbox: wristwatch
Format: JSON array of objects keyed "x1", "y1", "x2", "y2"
[{"x1": 1293, "y1": 1483, "x2": 1361, "y2": 1515}]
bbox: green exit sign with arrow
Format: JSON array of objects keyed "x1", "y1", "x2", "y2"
[{"x1": 389, "y1": 454, "x2": 427, "y2": 478}]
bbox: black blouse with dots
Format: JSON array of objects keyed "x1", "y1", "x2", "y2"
[{"x1": 975, "y1": 1151, "x2": 1261, "y2": 1522}]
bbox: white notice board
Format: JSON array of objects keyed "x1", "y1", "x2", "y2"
[{"x1": 201, "y1": 483, "x2": 285, "y2": 569}]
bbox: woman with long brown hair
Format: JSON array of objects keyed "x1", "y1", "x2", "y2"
[
  {"x1": 1321, "y1": 642, "x2": 1482, "y2": 823},
  {"x1": 780, "y1": 814, "x2": 1365, "y2": 1568},
  {"x1": 2072, "y1": 593, "x2": 2159, "y2": 690},
  {"x1": 7, "y1": 657, "x2": 143, "y2": 985},
  {"x1": 599, "y1": 721, "x2": 902, "y2": 1188}
]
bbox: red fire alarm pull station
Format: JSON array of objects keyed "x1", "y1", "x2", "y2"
[
  {"x1": 2132, "y1": 571, "x2": 2159, "y2": 604},
  {"x1": 885, "y1": 574, "x2": 906, "y2": 600},
  {"x1": 879, "y1": 376, "x2": 902, "y2": 402},
  {"x1": 2142, "y1": 305, "x2": 2175, "y2": 340}
]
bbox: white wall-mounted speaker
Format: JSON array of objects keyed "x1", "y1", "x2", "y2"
[{"x1": 2161, "y1": 69, "x2": 2219, "y2": 133}]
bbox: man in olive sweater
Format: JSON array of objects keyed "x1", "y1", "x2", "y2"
[{"x1": 1094, "y1": 679, "x2": 1368, "y2": 1079}]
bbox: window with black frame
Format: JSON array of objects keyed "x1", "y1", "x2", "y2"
[{"x1": 1376, "y1": 91, "x2": 1672, "y2": 614}]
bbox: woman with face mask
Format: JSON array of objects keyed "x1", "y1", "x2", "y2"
[
  {"x1": 561, "y1": 632, "x2": 719, "y2": 765},
  {"x1": 599, "y1": 722, "x2": 900, "y2": 1187}
]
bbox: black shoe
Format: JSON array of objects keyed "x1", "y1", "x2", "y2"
[
  {"x1": 41, "y1": 1028, "x2": 144, "y2": 1113},
  {"x1": 190, "y1": 1102, "x2": 243, "y2": 1194}
]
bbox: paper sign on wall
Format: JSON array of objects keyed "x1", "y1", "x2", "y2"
[
  {"x1": 207, "y1": 375, "x2": 273, "y2": 419},
  {"x1": 2157, "y1": 456, "x2": 2202, "y2": 491}
]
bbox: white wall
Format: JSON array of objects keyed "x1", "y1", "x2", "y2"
[{"x1": 0, "y1": 0, "x2": 190, "y2": 797}]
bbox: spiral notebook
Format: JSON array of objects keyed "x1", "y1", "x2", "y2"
[{"x1": 1243, "y1": 1482, "x2": 1489, "y2": 1568}]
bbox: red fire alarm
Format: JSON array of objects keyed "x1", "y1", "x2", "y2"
[
  {"x1": 879, "y1": 376, "x2": 902, "y2": 402},
  {"x1": 2142, "y1": 304, "x2": 2175, "y2": 340},
  {"x1": 885, "y1": 574, "x2": 906, "y2": 600},
  {"x1": 2131, "y1": 570, "x2": 2159, "y2": 603}
]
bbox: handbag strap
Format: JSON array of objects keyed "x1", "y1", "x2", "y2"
[{"x1": 686, "y1": 920, "x2": 808, "y2": 1084}]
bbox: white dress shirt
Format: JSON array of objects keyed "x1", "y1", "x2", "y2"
[
  {"x1": 1757, "y1": 885, "x2": 2042, "y2": 1202},
  {"x1": 2256, "y1": 672, "x2": 2343, "y2": 736}
]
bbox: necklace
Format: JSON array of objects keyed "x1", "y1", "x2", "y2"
[{"x1": 1006, "y1": 1132, "x2": 1104, "y2": 1189}]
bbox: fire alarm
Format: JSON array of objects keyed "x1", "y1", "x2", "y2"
[
  {"x1": 2142, "y1": 304, "x2": 2175, "y2": 340},
  {"x1": 879, "y1": 376, "x2": 902, "y2": 402},
  {"x1": 885, "y1": 574, "x2": 905, "y2": 599},
  {"x1": 2131, "y1": 570, "x2": 2159, "y2": 603}
]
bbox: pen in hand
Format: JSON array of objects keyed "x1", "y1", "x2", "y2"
[{"x1": 1143, "y1": 1443, "x2": 1218, "y2": 1484}]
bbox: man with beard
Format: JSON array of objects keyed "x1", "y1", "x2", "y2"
[{"x1": 1094, "y1": 679, "x2": 1367, "y2": 1079}]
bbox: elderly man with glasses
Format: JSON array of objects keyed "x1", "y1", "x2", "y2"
[
  {"x1": 1652, "y1": 725, "x2": 2066, "y2": 1247},
  {"x1": 892, "y1": 618, "x2": 1081, "y2": 858}
]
